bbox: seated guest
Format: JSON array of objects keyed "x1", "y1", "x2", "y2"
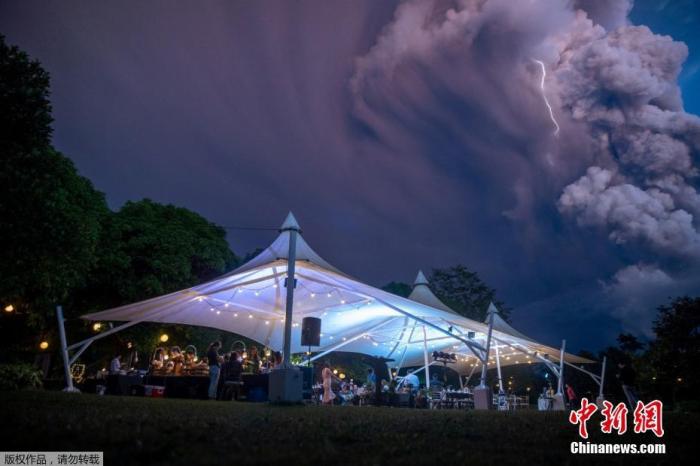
[
  {"x1": 339, "y1": 383, "x2": 354, "y2": 405},
  {"x1": 430, "y1": 373, "x2": 444, "y2": 389},
  {"x1": 109, "y1": 354, "x2": 122, "y2": 374},
  {"x1": 380, "y1": 379, "x2": 390, "y2": 393},
  {"x1": 247, "y1": 345, "x2": 261, "y2": 374}
]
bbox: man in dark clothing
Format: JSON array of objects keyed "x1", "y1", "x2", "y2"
[
  {"x1": 616, "y1": 362, "x2": 639, "y2": 408},
  {"x1": 218, "y1": 351, "x2": 243, "y2": 400}
]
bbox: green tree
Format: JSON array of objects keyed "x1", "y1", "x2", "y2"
[
  {"x1": 429, "y1": 265, "x2": 510, "y2": 321},
  {"x1": 80, "y1": 199, "x2": 238, "y2": 310},
  {"x1": 617, "y1": 333, "x2": 644, "y2": 354},
  {"x1": 644, "y1": 296, "x2": 700, "y2": 406},
  {"x1": 0, "y1": 36, "x2": 108, "y2": 328},
  {"x1": 381, "y1": 281, "x2": 412, "y2": 298}
]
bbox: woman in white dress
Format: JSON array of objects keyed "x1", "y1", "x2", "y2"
[{"x1": 322, "y1": 363, "x2": 336, "y2": 405}]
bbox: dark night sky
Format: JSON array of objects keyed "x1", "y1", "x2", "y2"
[{"x1": 1, "y1": 0, "x2": 699, "y2": 352}]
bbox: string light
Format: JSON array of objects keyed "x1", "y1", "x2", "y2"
[
  {"x1": 159, "y1": 334, "x2": 169, "y2": 343},
  {"x1": 4, "y1": 304, "x2": 14, "y2": 313},
  {"x1": 39, "y1": 341, "x2": 49, "y2": 350},
  {"x1": 92, "y1": 322, "x2": 102, "y2": 332}
]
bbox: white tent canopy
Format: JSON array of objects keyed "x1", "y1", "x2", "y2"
[{"x1": 80, "y1": 213, "x2": 591, "y2": 376}]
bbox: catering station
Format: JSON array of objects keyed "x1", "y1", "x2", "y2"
[{"x1": 57, "y1": 213, "x2": 605, "y2": 409}]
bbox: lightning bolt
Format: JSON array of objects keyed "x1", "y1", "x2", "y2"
[{"x1": 534, "y1": 59, "x2": 560, "y2": 137}]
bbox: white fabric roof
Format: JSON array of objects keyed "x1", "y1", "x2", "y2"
[{"x1": 82, "y1": 213, "x2": 591, "y2": 374}]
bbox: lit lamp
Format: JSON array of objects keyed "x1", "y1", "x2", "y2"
[
  {"x1": 332, "y1": 369, "x2": 338, "y2": 375},
  {"x1": 39, "y1": 341, "x2": 49, "y2": 350},
  {"x1": 159, "y1": 333, "x2": 169, "y2": 343},
  {"x1": 4, "y1": 304, "x2": 14, "y2": 313},
  {"x1": 92, "y1": 322, "x2": 102, "y2": 332},
  {"x1": 339, "y1": 373, "x2": 346, "y2": 380}
]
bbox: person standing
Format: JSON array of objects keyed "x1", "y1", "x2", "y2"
[
  {"x1": 367, "y1": 368, "x2": 377, "y2": 387},
  {"x1": 616, "y1": 361, "x2": 639, "y2": 408},
  {"x1": 207, "y1": 341, "x2": 222, "y2": 400},
  {"x1": 109, "y1": 354, "x2": 122, "y2": 374},
  {"x1": 322, "y1": 363, "x2": 335, "y2": 405}
]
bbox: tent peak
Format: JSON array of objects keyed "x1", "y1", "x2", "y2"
[
  {"x1": 486, "y1": 302, "x2": 500, "y2": 318},
  {"x1": 280, "y1": 211, "x2": 301, "y2": 232},
  {"x1": 413, "y1": 270, "x2": 429, "y2": 287}
]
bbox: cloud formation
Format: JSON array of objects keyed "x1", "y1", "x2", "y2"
[{"x1": 350, "y1": 0, "x2": 700, "y2": 334}]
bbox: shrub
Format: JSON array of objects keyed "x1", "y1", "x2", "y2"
[{"x1": 0, "y1": 363, "x2": 43, "y2": 391}]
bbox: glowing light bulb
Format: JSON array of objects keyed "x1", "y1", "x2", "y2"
[
  {"x1": 39, "y1": 341, "x2": 49, "y2": 350},
  {"x1": 159, "y1": 334, "x2": 169, "y2": 343},
  {"x1": 4, "y1": 304, "x2": 15, "y2": 312}
]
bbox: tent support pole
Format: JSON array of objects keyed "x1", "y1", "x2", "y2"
[
  {"x1": 69, "y1": 341, "x2": 93, "y2": 365},
  {"x1": 495, "y1": 344, "x2": 503, "y2": 394},
  {"x1": 464, "y1": 363, "x2": 478, "y2": 387},
  {"x1": 394, "y1": 322, "x2": 417, "y2": 374},
  {"x1": 308, "y1": 318, "x2": 395, "y2": 363},
  {"x1": 281, "y1": 224, "x2": 298, "y2": 368},
  {"x1": 423, "y1": 326, "x2": 430, "y2": 389},
  {"x1": 479, "y1": 309, "x2": 495, "y2": 388},
  {"x1": 556, "y1": 339, "x2": 566, "y2": 395},
  {"x1": 56, "y1": 306, "x2": 77, "y2": 392}
]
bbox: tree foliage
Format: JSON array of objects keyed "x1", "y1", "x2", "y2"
[
  {"x1": 381, "y1": 281, "x2": 412, "y2": 298},
  {"x1": 0, "y1": 35, "x2": 108, "y2": 328},
  {"x1": 430, "y1": 265, "x2": 510, "y2": 321},
  {"x1": 644, "y1": 296, "x2": 700, "y2": 405},
  {"x1": 78, "y1": 199, "x2": 238, "y2": 311}
]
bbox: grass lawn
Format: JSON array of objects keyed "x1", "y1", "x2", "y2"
[{"x1": 0, "y1": 391, "x2": 695, "y2": 465}]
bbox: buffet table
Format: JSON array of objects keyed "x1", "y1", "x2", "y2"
[{"x1": 143, "y1": 375, "x2": 209, "y2": 400}]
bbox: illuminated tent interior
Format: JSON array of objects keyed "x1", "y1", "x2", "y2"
[{"x1": 79, "y1": 213, "x2": 592, "y2": 381}]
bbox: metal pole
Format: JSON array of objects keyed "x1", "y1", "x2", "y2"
[
  {"x1": 556, "y1": 339, "x2": 566, "y2": 395},
  {"x1": 56, "y1": 306, "x2": 76, "y2": 392},
  {"x1": 464, "y1": 362, "x2": 478, "y2": 386},
  {"x1": 479, "y1": 310, "x2": 495, "y2": 388},
  {"x1": 495, "y1": 344, "x2": 503, "y2": 393},
  {"x1": 598, "y1": 356, "x2": 607, "y2": 398},
  {"x1": 423, "y1": 326, "x2": 430, "y2": 389},
  {"x1": 282, "y1": 225, "x2": 298, "y2": 368}
]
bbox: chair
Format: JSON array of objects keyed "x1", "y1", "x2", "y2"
[{"x1": 429, "y1": 387, "x2": 443, "y2": 409}]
